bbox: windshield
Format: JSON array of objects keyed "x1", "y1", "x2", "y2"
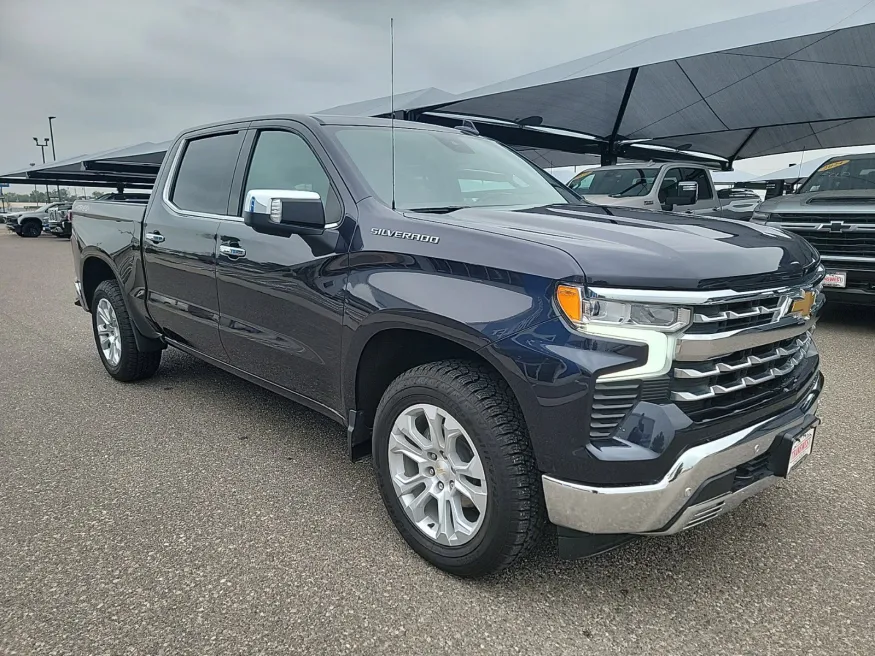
[
  {"x1": 568, "y1": 168, "x2": 659, "y2": 197},
  {"x1": 330, "y1": 126, "x2": 573, "y2": 210},
  {"x1": 798, "y1": 157, "x2": 875, "y2": 193}
]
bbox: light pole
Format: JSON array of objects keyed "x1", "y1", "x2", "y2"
[
  {"x1": 48, "y1": 116, "x2": 61, "y2": 199},
  {"x1": 34, "y1": 137, "x2": 51, "y2": 201}
]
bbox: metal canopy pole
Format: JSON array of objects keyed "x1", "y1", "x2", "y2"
[{"x1": 602, "y1": 67, "x2": 639, "y2": 166}]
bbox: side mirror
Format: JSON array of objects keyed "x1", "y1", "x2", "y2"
[
  {"x1": 663, "y1": 181, "x2": 699, "y2": 211},
  {"x1": 243, "y1": 189, "x2": 325, "y2": 235}
]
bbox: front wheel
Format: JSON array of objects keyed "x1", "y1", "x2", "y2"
[
  {"x1": 91, "y1": 279, "x2": 161, "y2": 382},
  {"x1": 373, "y1": 360, "x2": 545, "y2": 578},
  {"x1": 20, "y1": 221, "x2": 41, "y2": 238}
]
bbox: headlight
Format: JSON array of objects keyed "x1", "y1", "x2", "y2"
[
  {"x1": 750, "y1": 210, "x2": 771, "y2": 224},
  {"x1": 556, "y1": 284, "x2": 691, "y2": 333}
]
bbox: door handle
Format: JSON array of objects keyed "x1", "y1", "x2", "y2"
[
  {"x1": 145, "y1": 232, "x2": 165, "y2": 244},
  {"x1": 219, "y1": 244, "x2": 246, "y2": 258}
]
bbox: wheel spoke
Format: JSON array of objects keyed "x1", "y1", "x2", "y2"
[
  {"x1": 393, "y1": 471, "x2": 427, "y2": 496},
  {"x1": 452, "y1": 450, "x2": 485, "y2": 481},
  {"x1": 399, "y1": 413, "x2": 433, "y2": 451},
  {"x1": 437, "y1": 496, "x2": 453, "y2": 541},
  {"x1": 448, "y1": 494, "x2": 477, "y2": 535},
  {"x1": 455, "y1": 478, "x2": 488, "y2": 513},
  {"x1": 424, "y1": 405, "x2": 446, "y2": 450},
  {"x1": 405, "y1": 486, "x2": 433, "y2": 523},
  {"x1": 388, "y1": 429, "x2": 428, "y2": 464}
]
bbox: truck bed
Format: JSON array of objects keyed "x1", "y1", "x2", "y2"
[{"x1": 72, "y1": 199, "x2": 147, "y2": 225}]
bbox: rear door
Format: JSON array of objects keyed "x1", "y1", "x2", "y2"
[
  {"x1": 215, "y1": 121, "x2": 349, "y2": 410},
  {"x1": 142, "y1": 125, "x2": 247, "y2": 359}
]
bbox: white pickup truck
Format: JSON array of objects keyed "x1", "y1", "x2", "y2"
[{"x1": 567, "y1": 162, "x2": 759, "y2": 220}]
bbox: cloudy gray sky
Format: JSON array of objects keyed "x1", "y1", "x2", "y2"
[{"x1": 1, "y1": 0, "x2": 837, "y2": 184}]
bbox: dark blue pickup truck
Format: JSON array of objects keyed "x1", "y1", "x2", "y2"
[{"x1": 71, "y1": 114, "x2": 825, "y2": 577}]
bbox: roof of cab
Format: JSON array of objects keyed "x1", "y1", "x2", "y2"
[{"x1": 180, "y1": 113, "x2": 459, "y2": 136}]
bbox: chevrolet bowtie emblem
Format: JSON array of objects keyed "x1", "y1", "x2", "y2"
[
  {"x1": 824, "y1": 220, "x2": 853, "y2": 232},
  {"x1": 791, "y1": 291, "x2": 816, "y2": 318}
]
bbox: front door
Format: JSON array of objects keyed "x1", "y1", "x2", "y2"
[
  {"x1": 143, "y1": 129, "x2": 246, "y2": 359},
  {"x1": 216, "y1": 125, "x2": 348, "y2": 410}
]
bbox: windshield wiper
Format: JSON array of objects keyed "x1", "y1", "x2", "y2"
[
  {"x1": 404, "y1": 206, "x2": 468, "y2": 214},
  {"x1": 609, "y1": 180, "x2": 645, "y2": 197}
]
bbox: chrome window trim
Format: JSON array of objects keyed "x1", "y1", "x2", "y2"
[{"x1": 161, "y1": 137, "x2": 244, "y2": 223}]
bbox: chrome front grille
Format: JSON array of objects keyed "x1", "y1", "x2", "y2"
[
  {"x1": 670, "y1": 333, "x2": 815, "y2": 422},
  {"x1": 797, "y1": 231, "x2": 875, "y2": 259},
  {"x1": 771, "y1": 214, "x2": 875, "y2": 259},
  {"x1": 587, "y1": 282, "x2": 821, "y2": 439},
  {"x1": 686, "y1": 295, "x2": 784, "y2": 334},
  {"x1": 672, "y1": 334, "x2": 809, "y2": 387},
  {"x1": 772, "y1": 212, "x2": 875, "y2": 224}
]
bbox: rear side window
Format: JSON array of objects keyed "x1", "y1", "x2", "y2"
[{"x1": 170, "y1": 132, "x2": 242, "y2": 215}]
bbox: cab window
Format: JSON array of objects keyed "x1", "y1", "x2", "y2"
[{"x1": 242, "y1": 130, "x2": 342, "y2": 223}]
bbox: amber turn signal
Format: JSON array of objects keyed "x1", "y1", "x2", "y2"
[{"x1": 556, "y1": 285, "x2": 583, "y2": 323}]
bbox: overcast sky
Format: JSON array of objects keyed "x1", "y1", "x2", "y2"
[{"x1": 1, "y1": 0, "x2": 863, "y2": 191}]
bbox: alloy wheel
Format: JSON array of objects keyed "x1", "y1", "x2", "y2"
[{"x1": 387, "y1": 403, "x2": 488, "y2": 546}]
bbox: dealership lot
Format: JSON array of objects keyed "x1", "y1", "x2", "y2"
[{"x1": 1, "y1": 231, "x2": 873, "y2": 655}]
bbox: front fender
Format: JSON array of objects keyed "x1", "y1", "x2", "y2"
[{"x1": 341, "y1": 308, "x2": 495, "y2": 410}]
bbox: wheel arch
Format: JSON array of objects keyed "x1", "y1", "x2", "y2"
[
  {"x1": 344, "y1": 316, "x2": 534, "y2": 460},
  {"x1": 81, "y1": 252, "x2": 164, "y2": 352}
]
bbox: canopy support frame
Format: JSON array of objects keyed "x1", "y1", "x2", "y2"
[{"x1": 601, "y1": 67, "x2": 639, "y2": 166}]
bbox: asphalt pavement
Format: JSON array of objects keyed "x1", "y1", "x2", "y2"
[{"x1": 1, "y1": 230, "x2": 873, "y2": 655}]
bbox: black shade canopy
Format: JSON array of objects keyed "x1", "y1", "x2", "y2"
[
  {"x1": 0, "y1": 141, "x2": 169, "y2": 188},
  {"x1": 321, "y1": 0, "x2": 875, "y2": 168}
]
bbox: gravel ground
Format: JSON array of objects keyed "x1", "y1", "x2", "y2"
[{"x1": 1, "y1": 230, "x2": 873, "y2": 655}]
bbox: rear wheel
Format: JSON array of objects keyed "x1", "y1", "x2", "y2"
[
  {"x1": 91, "y1": 279, "x2": 161, "y2": 382},
  {"x1": 20, "y1": 220, "x2": 41, "y2": 238},
  {"x1": 373, "y1": 360, "x2": 545, "y2": 578}
]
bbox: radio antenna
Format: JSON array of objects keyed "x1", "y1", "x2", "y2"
[{"x1": 390, "y1": 17, "x2": 396, "y2": 211}]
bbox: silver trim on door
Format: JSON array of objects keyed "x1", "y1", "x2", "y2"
[{"x1": 144, "y1": 232, "x2": 165, "y2": 244}]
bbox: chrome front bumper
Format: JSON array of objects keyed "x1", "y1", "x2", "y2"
[{"x1": 542, "y1": 375, "x2": 822, "y2": 535}]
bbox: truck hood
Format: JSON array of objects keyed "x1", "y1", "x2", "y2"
[
  {"x1": 758, "y1": 190, "x2": 875, "y2": 213},
  {"x1": 410, "y1": 203, "x2": 819, "y2": 290}
]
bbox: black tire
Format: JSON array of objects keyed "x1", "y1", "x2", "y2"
[
  {"x1": 20, "y1": 220, "x2": 41, "y2": 238},
  {"x1": 91, "y1": 279, "x2": 161, "y2": 382},
  {"x1": 372, "y1": 360, "x2": 545, "y2": 578}
]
